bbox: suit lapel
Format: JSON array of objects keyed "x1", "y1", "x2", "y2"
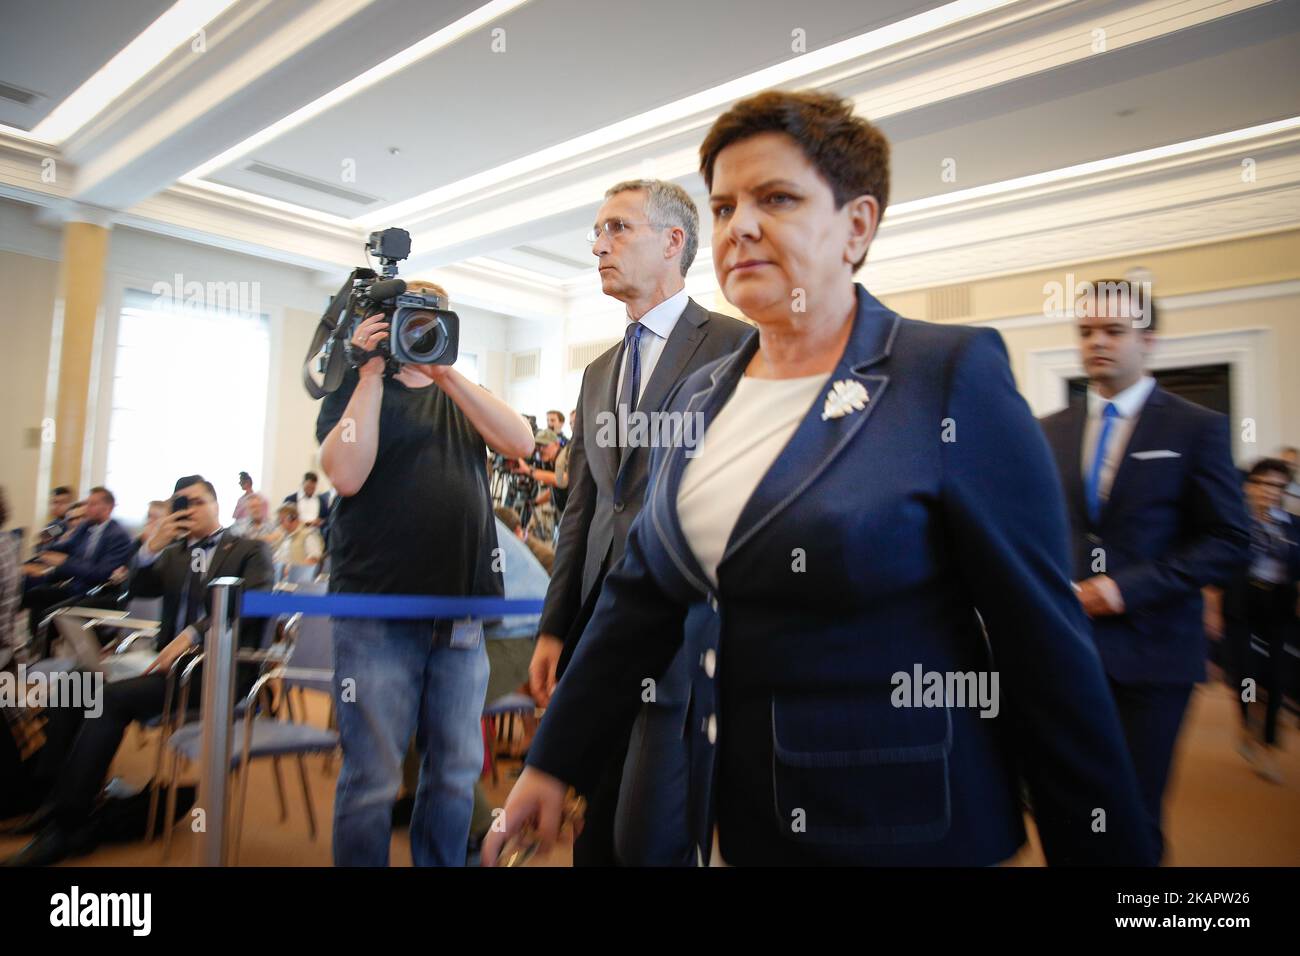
[
  {"x1": 1102, "y1": 386, "x2": 1165, "y2": 522},
  {"x1": 636, "y1": 299, "x2": 708, "y2": 415},
  {"x1": 584, "y1": 346, "x2": 622, "y2": 490},
  {"x1": 1060, "y1": 404, "x2": 1089, "y2": 528},
  {"x1": 720, "y1": 286, "x2": 899, "y2": 567},
  {"x1": 615, "y1": 299, "x2": 708, "y2": 487},
  {"x1": 202, "y1": 534, "x2": 239, "y2": 586}
]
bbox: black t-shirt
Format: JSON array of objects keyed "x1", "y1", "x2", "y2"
[{"x1": 316, "y1": 368, "x2": 502, "y2": 598}]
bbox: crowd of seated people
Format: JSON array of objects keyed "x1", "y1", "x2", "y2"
[{"x1": 0, "y1": 460, "x2": 560, "y2": 865}]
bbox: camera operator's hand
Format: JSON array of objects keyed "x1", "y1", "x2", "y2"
[
  {"x1": 528, "y1": 633, "x2": 564, "y2": 706},
  {"x1": 146, "y1": 510, "x2": 192, "y2": 554},
  {"x1": 351, "y1": 312, "x2": 390, "y2": 379}
]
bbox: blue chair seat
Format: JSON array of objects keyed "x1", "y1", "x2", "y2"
[
  {"x1": 483, "y1": 692, "x2": 535, "y2": 717},
  {"x1": 167, "y1": 719, "x2": 338, "y2": 764}
]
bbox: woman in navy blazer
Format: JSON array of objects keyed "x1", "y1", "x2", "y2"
[{"x1": 486, "y1": 91, "x2": 1155, "y2": 866}]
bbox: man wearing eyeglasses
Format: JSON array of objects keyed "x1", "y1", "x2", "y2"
[{"x1": 528, "y1": 179, "x2": 751, "y2": 866}]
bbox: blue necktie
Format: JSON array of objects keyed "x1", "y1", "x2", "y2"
[
  {"x1": 617, "y1": 321, "x2": 645, "y2": 458},
  {"x1": 618, "y1": 321, "x2": 645, "y2": 415},
  {"x1": 1085, "y1": 402, "x2": 1120, "y2": 524}
]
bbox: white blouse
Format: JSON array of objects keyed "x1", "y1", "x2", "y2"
[{"x1": 677, "y1": 371, "x2": 828, "y2": 586}]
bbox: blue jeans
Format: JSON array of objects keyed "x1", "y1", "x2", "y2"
[{"x1": 331, "y1": 618, "x2": 489, "y2": 866}]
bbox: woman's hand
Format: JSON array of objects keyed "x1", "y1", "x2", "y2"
[{"x1": 480, "y1": 766, "x2": 569, "y2": 866}]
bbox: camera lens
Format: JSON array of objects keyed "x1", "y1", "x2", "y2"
[{"x1": 397, "y1": 309, "x2": 449, "y2": 363}]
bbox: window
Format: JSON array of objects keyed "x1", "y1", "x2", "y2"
[{"x1": 104, "y1": 289, "x2": 270, "y2": 525}]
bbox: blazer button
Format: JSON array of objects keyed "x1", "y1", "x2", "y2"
[
  {"x1": 612, "y1": 501, "x2": 625, "y2": 513},
  {"x1": 707, "y1": 593, "x2": 719, "y2": 613},
  {"x1": 703, "y1": 648, "x2": 716, "y2": 678},
  {"x1": 705, "y1": 714, "x2": 717, "y2": 744}
]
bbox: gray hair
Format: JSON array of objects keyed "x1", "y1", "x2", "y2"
[{"x1": 604, "y1": 179, "x2": 699, "y2": 277}]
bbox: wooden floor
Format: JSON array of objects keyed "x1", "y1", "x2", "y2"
[{"x1": 4, "y1": 681, "x2": 1297, "y2": 867}]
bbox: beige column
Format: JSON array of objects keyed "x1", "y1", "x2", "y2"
[{"x1": 47, "y1": 211, "x2": 112, "y2": 495}]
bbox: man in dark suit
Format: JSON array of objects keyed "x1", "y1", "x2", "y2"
[
  {"x1": 283, "y1": 471, "x2": 331, "y2": 534},
  {"x1": 3, "y1": 475, "x2": 272, "y2": 866},
  {"x1": 528, "y1": 179, "x2": 751, "y2": 865},
  {"x1": 21, "y1": 486, "x2": 134, "y2": 656},
  {"x1": 1040, "y1": 280, "x2": 1249, "y2": 859}
]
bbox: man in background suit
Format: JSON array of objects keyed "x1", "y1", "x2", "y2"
[
  {"x1": 1040, "y1": 280, "x2": 1249, "y2": 858},
  {"x1": 284, "y1": 471, "x2": 331, "y2": 531},
  {"x1": 528, "y1": 179, "x2": 751, "y2": 865},
  {"x1": 3, "y1": 475, "x2": 272, "y2": 866},
  {"x1": 21, "y1": 486, "x2": 133, "y2": 656}
]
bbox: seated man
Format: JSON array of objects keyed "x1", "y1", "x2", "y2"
[
  {"x1": 267, "y1": 503, "x2": 324, "y2": 577},
  {"x1": 3, "y1": 475, "x2": 271, "y2": 866},
  {"x1": 21, "y1": 487, "x2": 133, "y2": 657},
  {"x1": 233, "y1": 495, "x2": 275, "y2": 542},
  {"x1": 33, "y1": 486, "x2": 75, "y2": 552}
]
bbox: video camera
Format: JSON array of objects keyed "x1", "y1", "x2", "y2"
[{"x1": 302, "y1": 228, "x2": 460, "y2": 397}]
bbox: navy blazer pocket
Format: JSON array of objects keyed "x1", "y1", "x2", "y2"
[{"x1": 770, "y1": 693, "x2": 953, "y2": 846}]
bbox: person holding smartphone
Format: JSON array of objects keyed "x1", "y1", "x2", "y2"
[{"x1": 3, "y1": 475, "x2": 272, "y2": 866}]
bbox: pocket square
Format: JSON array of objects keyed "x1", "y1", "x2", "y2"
[{"x1": 1130, "y1": 449, "x2": 1181, "y2": 460}]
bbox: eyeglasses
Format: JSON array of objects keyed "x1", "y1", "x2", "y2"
[{"x1": 585, "y1": 218, "x2": 667, "y2": 244}]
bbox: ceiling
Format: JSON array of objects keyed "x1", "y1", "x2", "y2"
[
  {"x1": 0, "y1": 0, "x2": 1297, "y2": 318},
  {"x1": 0, "y1": 0, "x2": 174, "y2": 130}
]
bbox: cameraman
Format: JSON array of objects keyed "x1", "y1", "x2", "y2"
[
  {"x1": 317, "y1": 279, "x2": 532, "y2": 867},
  {"x1": 512, "y1": 429, "x2": 565, "y2": 540}
]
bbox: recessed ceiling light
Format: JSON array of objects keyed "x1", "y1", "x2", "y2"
[
  {"x1": 31, "y1": 0, "x2": 240, "y2": 144},
  {"x1": 182, "y1": 0, "x2": 531, "y2": 182},
  {"x1": 889, "y1": 116, "x2": 1300, "y2": 218}
]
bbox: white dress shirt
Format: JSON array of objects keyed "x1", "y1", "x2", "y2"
[
  {"x1": 615, "y1": 288, "x2": 689, "y2": 405},
  {"x1": 1082, "y1": 375, "x2": 1156, "y2": 504},
  {"x1": 296, "y1": 491, "x2": 321, "y2": 525}
]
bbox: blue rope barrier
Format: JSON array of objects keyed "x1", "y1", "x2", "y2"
[{"x1": 241, "y1": 591, "x2": 544, "y2": 619}]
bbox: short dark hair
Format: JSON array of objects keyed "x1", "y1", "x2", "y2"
[
  {"x1": 1248, "y1": 457, "x2": 1293, "y2": 482},
  {"x1": 303, "y1": 472, "x2": 318, "y2": 482},
  {"x1": 88, "y1": 486, "x2": 115, "y2": 507},
  {"x1": 699, "y1": 89, "x2": 891, "y2": 271},
  {"x1": 547, "y1": 410, "x2": 564, "y2": 421},
  {"x1": 238, "y1": 471, "x2": 252, "y2": 483},
  {"x1": 51, "y1": 485, "x2": 72, "y2": 497},
  {"x1": 173, "y1": 475, "x2": 218, "y2": 500},
  {"x1": 1078, "y1": 278, "x2": 1158, "y2": 332}
]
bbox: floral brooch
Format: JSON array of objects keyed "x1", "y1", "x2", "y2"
[{"x1": 821, "y1": 379, "x2": 869, "y2": 421}]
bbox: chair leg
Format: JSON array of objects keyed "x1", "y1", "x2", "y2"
[
  {"x1": 271, "y1": 756, "x2": 289, "y2": 822},
  {"x1": 160, "y1": 750, "x2": 183, "y2": 861},
  {"x1": 296, "y1": 754, "x2": 318, "y2": 839},
  {"x1": 146, "y1": 728, "x2": 168, "y2": 843}
]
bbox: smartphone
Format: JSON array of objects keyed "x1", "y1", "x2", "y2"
[{"x1": 171, "y1": 495, "x2": 190, "y2": 514}]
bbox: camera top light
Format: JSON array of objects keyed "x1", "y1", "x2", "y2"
[{"x1": 366, "y1": 227, "x2": 411, "y2": 263}]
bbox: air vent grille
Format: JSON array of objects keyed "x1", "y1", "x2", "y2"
[{"x1": 242, "y1": 161, "x2": 380, "y2": 205}]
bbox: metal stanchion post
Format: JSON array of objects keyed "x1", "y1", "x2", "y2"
[{"x1": 195, "y1": 576, "x2": 243, "y2": 866}]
